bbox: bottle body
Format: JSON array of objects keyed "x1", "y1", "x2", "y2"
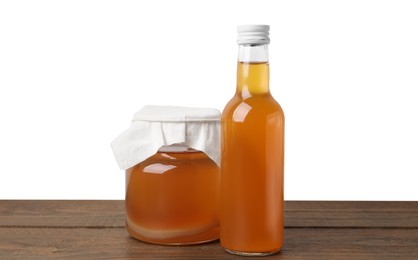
[
  {"x1": 126, "y1": 145, "x2": 220, "y2": 245},
  {"x1": 221, "y1": 42, "x2": 284, "y2": 255}
]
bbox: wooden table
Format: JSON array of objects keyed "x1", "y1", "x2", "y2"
[{"x1": 1, "y1": 201, "x2": 417, "y2": 259}]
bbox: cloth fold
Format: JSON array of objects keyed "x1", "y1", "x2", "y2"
[{"x1": 111, "y1": 105, "x2": 221, "y2": 170}]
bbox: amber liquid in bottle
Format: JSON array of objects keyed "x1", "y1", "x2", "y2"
[
  {"x1": 221, "y1": 44, "x2": 284, "y2": 255},
  {"x1": 126, "y1": 146, "x2": 220, "y2": 245}
]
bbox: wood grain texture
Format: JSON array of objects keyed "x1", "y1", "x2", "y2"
[
  {"x1": 1, "y1": 200, "x2": 417, "y2": 228},
  {"x1": 0, "y1": 200, "x2": 417, "y2": 259},
  {"x1": 284, "y1": 201, "x2": 418, "y2": 228},
  {"x1": 0, "y1": 200, "x2": 125, "y2": 227},
  {"x1": 1, "y1": 228, "x2": 417, "y2": 259}
]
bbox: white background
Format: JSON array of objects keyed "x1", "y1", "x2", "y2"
[{"x1": 1, "y1": 0, "x2": 417, "y2": 200}]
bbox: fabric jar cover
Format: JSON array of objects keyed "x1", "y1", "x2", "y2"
[{"x1": 111, "y1": 105, "x2": 221, "y2": 170}]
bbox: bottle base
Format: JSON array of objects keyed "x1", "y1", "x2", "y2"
[{"x1": 223, "y1": 247, "x2": 281, "y2": 257}]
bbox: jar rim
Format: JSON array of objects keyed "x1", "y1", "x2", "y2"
[{"x1": 157, "y1": 143, "x2": 199, "y2": 153}]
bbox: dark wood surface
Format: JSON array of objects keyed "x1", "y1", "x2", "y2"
[{"x1": 1, "y1": 201, "x2": 417, "y2": 259}]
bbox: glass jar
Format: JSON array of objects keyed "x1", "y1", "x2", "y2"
[{"x1": 125, "y1": 144, "x2": 220, "y2": 245}]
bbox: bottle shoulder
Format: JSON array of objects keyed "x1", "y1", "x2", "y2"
[{"x1": 222, "y1": 93, "x2": 284, "y2": 121}]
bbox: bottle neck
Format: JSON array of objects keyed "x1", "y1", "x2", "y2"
[{"x1": 236, "y1": 44, "x2": 270, "y2": 97}]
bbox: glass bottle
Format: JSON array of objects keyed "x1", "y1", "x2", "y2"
[
  {"x1": 221, "y1": 25, "x2": 285, "y2": 256},
  {"x1": 125, "y1": 144, "x2": 220, "y2": 245}
]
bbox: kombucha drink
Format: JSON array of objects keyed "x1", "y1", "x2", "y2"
[
  {"x1": 221, "y1": 25, "x2": 284, "y2": 256},
  {"x1": 126, "y1": 145, "x2": 220, "y2": 245}
]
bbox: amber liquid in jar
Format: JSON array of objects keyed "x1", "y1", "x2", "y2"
[
  {"x1": 125, "y1": 145, "x2": 220, "y2": 245},
  {"x1": 221, "y1": 60, "x2": 285, "y2": 255}
]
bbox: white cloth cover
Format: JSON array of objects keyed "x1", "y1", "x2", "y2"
[{"x1": 111, "y1": 105, "x2": 221, "y2": 169}]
